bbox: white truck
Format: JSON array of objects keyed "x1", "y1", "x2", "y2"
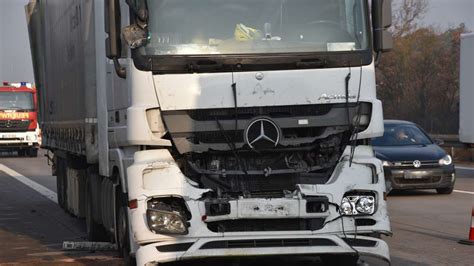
[
  {"x1": 460, "y1": 33, "x2": 474, "y2": 145},
  {"x1": 26, "y1": 0, "x2": 393, "y2": 265}
]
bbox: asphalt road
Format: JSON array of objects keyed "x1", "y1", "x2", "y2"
[{"x1": 0, "y1": 150, "x2": 472, "y2": 265}]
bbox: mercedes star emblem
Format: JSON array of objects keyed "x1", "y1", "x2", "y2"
[
  {"x1": 244, "y1": 118, "x2": 280, "y2": 149},
  {"x1": 413, "y1": 160, "x2": 421, "y2": 168}
]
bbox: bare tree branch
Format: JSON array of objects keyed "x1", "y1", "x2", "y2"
[{"x1": 392, "y1": 0, "x2": 428, "y2": 37}]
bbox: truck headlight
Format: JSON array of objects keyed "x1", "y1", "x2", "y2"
[
  {"x1": 26, "y1": 134, "x2": 37, "y2": 141},
  {"x1": 146, "y1": 209, "x2": 188, "y2": 235},
  {"x1": 438, "y1": 155, "x2": 452, "y2": 166},
  {"x1": 339, "y1": 194, "x2": 376, "y2": 216}
]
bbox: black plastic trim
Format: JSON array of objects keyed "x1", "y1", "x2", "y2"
[{"x1": 156, "y1": 242, "x2": 193, "y2": 253}]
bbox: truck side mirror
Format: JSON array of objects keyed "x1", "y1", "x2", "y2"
[
  {"x1": 372, "y1": 0, "x2": 393, "y2": 53},
  {"x1": 105, "y1": 0, "x2": 126, "y2": 78}
]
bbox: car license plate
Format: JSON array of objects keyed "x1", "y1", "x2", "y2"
[
  {"x1": 404, "y1": 171, "x2": 426, "y2": 179},
  {"x1": 0, "y1": 134, "x2": 16, "y2": 139}
]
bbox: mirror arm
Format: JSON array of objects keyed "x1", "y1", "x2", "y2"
[
  {"x1": 125, "y1": 0, "x2": 148, "y2": 25},
  {"x1": 113, "y1": 58, "x2": 127, "y2": 79}
]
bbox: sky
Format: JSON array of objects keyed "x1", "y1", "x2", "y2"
[
  {"x1": 418, "y1": 0, "x2": 474, "y2": 30},
  {"x1": 0, "y1": 0, "x2": 33, "y2": 82},
  {"x1": 1, "y1": 0, "x2": 473, "y2": 83}
]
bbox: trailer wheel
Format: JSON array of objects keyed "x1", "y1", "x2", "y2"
[
  {"x1": 116, "y1": 190, "x2": 135, "y2": 266},
  {"x1": 56, "y1": 157, "x2": 67, "y2": 210},
  {"x1": 85, "y1": 178, "x2": 108, "y2": 241}
]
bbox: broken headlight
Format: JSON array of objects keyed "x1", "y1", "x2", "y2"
[
  {"x1": 146, "y1": 209, "x2": 188, "y2": 235},
  {"x1": 339, "y1": 193, "x2": 376, "y2": 216}
]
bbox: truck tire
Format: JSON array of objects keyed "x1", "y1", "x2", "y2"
[
  {"x1": 85, "y1": 179, "x2": 108, "y2": 241},
  {"x1": 436, "y1": 186, "x2": 454, "y2": 195},
  {"x1": 28, "y1": 148, "x2": 38, "y2": 157},
  {"x1": 56, "y1": 157, "x2": 67, "y2": 210},
  {"x1": 116, "y1": 190, "x2": 135, "y2": 266}
]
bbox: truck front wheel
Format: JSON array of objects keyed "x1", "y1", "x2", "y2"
[{"x1": 116, "y1": 190, "x2": 134, "y2": 265}]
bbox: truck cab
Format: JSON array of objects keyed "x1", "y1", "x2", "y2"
[
  {"x1": 26, "y1": 0, "x2": 393, "y2": 265},
  {"x1": 0, "y1": 82, "x2": 39, "y2": 157}
]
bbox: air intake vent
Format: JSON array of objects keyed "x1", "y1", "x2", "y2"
[{"x1": 201, "y1": 238, "x2": 337, "y2": 249}]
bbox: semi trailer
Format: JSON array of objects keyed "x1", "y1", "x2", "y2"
[
  {"x1": 460, "y1": 33, "x2": 474, "y2": 145},
  {"x1": 26, "y1": 0, "x2": 393, "y2": 265}
]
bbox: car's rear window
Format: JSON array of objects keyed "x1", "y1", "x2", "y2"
[{"x1": 372, "y1": 124, "x2": 432, "y2": 146}]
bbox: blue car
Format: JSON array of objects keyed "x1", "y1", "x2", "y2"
[{"x1": 372, "y1": 120, "x2": 455, "y2": 194}]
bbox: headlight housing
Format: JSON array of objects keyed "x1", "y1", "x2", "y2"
[
  {"x1": 438, "y1": 155, "x2": 452, "y2": 166},
  {"x1": 146, "y1": 209, "x2": 188, "y2": 235},
  {"x1": 382, "y1": 161, "x2": 393, "y2": 167},
  {"x1": 26, "y1": 134, "x2": 37, "y2": 141},
  {"x1": 339, "y1": 193, "x2": 376, "y2": 216}
]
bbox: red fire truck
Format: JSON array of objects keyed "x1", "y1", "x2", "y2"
[{"x1": 0, "y1": 82, "x2": 39, "y2": 157}]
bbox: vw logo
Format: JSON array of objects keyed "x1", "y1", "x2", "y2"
[
  {"x1": 244, "y1": 118, "x2": 280, "y2": 149},
  {"x1": 413, "y1": 160, "x2": 421, "y2": 168}
]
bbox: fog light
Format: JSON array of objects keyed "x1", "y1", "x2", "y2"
[
  {"x1": 340, "y1": 194, "x2": 376, "y2": 216},
  {"x1": 26, "y1": 134, "x2": 37, "y2": 141},
  {"x1": 146, "y1": 209, "x2": 188, "y2": 235},
  {"x1": 340, "y1": 199, "x2": 353, "y2": 215}
]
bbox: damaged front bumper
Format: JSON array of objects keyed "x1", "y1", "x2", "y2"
[
  {"x1": 136, "y1": 234, "x2": 390, "y2": 265},
  {"x1": 127, "y1": 147, "x2": 391, "y2": 265}
]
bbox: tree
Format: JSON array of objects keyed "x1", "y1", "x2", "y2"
[
  {"x1": 392, "y1": 0, "x2": 428, "y2": 37},
  {"x1": 376, "y1": 0, "x2": 469, "y2": 134}
]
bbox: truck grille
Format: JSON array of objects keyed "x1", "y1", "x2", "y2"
[
  {"x1": 207, "y1": 218, "x2": 325, "y2": 232},
  {"x1": 187, "y1": 104, "x2": 333, "y2": 121},
  {"x1": 201, "y1": 238, "x2": 336, "y2": 249},
  {"x1": 162, "y1": 103, "x2": 372, "y2": 154},
  {"x1": 0, "y1": 120, "x2": 30, "y2": 132}
]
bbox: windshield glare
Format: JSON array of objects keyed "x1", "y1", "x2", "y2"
[
  {"x1": 142, "y1": 0, "x2": 368, "y2": 56},
  {"x1": 0, "y1": 92, "x2": 34, "y2": 111},
  {"x1": 372, "y1": 124, "x2": 433, "y2": 147}
]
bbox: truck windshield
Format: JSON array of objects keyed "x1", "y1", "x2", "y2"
[
  {"x1": 0, "y1": 92, "x2": 34, "y2": 111},
  {"x1": 142, "y1": 0, "x2": 369, "y2": 56}
]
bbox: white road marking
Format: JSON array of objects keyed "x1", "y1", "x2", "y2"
[
  {"x1": 455, "y1": 166, "x2": 474, "y2": 171},
  {"x1": 0, "y1": 163, "x2": 57, "y2": 203},
  {"x1": 453, "y1": 190, "x2": 474, "y2": 195}
]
